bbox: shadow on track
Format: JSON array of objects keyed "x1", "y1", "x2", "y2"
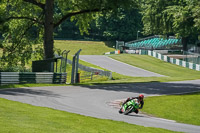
[
  {"x1": 79, "y1": 81, "x2": 200, "y2": 95},
  {"x1": 0, "y1": 88, "x2": 60, "y2": 97},
  {"x1": 127, "y1": 114, "x2": 145, "y2": 118}
]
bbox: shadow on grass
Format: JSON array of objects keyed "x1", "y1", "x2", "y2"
[
  {"x1": 104, "y1": 41, "x2": 115, "y2": 48},
  {"x1": 0, "y1": 84, "x2": 17, "y2": 89},
  {"x1": 0, "y1": 84, "x2": 42, "y2": 89}
]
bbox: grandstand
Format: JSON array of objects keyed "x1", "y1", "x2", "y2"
[{"x1": 124, "y1": 35, "x2": 181, "y2": 50}]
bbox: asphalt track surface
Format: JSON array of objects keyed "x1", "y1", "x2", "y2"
[
  {"x1": 79, "y1": 55, "x2": 165, "y2": 77},
  {"x1": 1, "y1": 80, "x2": 200, "y2": 133},
  {"x1": 1, "y1": 55, "x2": 200, "y2": 132}
]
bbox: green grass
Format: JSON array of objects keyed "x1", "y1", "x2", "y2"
[
  {"x1": 108, "y1": 54, "x2": 200, "y2": 82},
  {"x1": 0, "y1": 98, "x2": 178, "y2": 133},
  {"x1": 142, "y1": 92, "x2": 200, "y2": 126},
  {"x1": 54, "y1": 40, "x2": 115, "y2": 56}
]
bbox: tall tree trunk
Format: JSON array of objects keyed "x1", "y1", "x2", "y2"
[
  {"x1": 44, "y1": 0, "x2": 54, "y2": 59},
  {"x1": 182, "y1": 37, "x2": 188, "y2": 51}
]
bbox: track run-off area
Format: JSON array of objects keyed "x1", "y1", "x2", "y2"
[{"x1": 1, "y1": 55, "x2": 200, "y2": 133}]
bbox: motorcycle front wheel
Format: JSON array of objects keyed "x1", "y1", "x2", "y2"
[{"x1": 124, "y1": 105, "x2": 134, "y2": 115}]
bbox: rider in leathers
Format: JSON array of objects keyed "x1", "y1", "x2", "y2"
[{"x1": 119, "y1": 94, "x2": 144, "y2": 114}]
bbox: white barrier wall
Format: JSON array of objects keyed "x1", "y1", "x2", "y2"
[
  {"x1": 196, "y1": 64, "x2": 200, "y2": 71},
  {"x1": 142, "y1": 50, "x2": 200, "y2": 71}
]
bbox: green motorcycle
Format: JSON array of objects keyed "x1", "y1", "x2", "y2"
[{"x1": 119, "y1": 99, "x2": 139, "y2": 115}]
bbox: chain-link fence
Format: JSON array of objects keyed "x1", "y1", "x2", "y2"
[
  {"x1": 79, "y1": 71, "x2": 109, "y2": 83},
  {"x1": 67, "y1": 59, "x2": 112, "y2": 83}
]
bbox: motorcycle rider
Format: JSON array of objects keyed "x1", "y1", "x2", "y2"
[{"x1": 119, "y1": 94, "x2": 144, "y2": 114}]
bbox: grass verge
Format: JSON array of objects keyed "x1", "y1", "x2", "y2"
[
  {"x1": 0, "y1": 98, "x2": 178, "y2": 133},
  {"x1": 54, "y1": 40, "x2": 115, "y2": 56},
  {"x1": 109, "y1": 54, "x2": 200, "y2": 82},
  {"x1": 142, "y1": 92, "x2": 200, "y2": 126}
]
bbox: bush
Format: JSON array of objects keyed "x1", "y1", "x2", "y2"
[{"x1": 0, "y1": 66, "x2": 31, "y2": 72}]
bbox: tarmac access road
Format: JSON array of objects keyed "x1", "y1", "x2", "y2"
[
  {"x1": 1, "y1": 80, "x2": 200, "y2": 133},
  {"x1": 79, "y1": 55, "x2": 165, "y2": 77}
]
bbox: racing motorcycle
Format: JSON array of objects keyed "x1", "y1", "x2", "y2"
[{"x1": 119, "y1": 99, "x2": 139, "y2": 115}]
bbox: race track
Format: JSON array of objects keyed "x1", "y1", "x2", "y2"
[
  {"x1": 79, "y1": 55, "x2": 165, "y2": 77},
  {"x1": 1, "y1": 80, "x2": 200, "y2": 133},
  {"x1": 1, "y1": 55, "x2": 200, "y2": 132}
]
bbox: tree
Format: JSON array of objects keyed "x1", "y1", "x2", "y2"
[
  {"x1": 93, "y1": 8, "x2": 143, "y2": 41},
  {"x1": 54, "y1": 8, "x2": 143, "y2": 42},
  {"x1": 141, "y1": 0, "x2": 200, "y2": 51},
  {"x1": 191, "y1": 0, "x2": 200, "y2": 30},
  {"x1": 0, "y1": 0, "x2": 139, "y2": 66},
  {"x1": 54, "y1": 20, "x2": 83, "y2": 40}
]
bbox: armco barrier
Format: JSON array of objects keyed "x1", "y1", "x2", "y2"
[
  {"x1": 105, "y1": 50, "x2": 120, "y2": 55},
  {"x1": 0, "y1": 72, "x2": 67, "y2": 85},
  {"x1": 141, "y1": 50, "x2": 200, "y2": 71}
]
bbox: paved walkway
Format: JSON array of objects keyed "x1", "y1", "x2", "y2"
[{"x1": 79, "y1": 55, "x2": 165, "y2": 77}]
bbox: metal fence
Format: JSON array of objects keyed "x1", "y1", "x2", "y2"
[
  {"x1": 79, "y1": 71, "x2": 109, "y2": 82},
  {"x1": 182, "y1": 51, "x2": 200, "y2": 65},
  {"x1": 116, "y1": 41, "x2": 125, "y2": 50},
  {"x1": 0, "y1": 72, "x2": 67, "y2": 85},
  {"x1": 67, "y1": 59, "x2": 112, "y2": 80}
]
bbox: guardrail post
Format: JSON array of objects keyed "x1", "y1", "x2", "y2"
[
  {"x1": 71, "y1": 49, "x2": 81, "y2": 84},
  {"x1": 71, "y1": 56, "x2": 76, "y2": 84}
]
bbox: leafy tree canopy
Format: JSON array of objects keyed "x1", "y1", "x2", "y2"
[
  {"x1": 141, "y1": 0, "x2": 200, "y2": 37},
  {"x1": 93, "y1": 8, "x2": 143, "y2": 41},
  {"x1": 141, "y1": 0, "x2": 200, "y2": 50},
  {"x1": 54, "y1": 8, "x2": 143, "y2": 42},
  {"x1": 0, "y1": 0, "x2": 139, "y2": 70}
]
